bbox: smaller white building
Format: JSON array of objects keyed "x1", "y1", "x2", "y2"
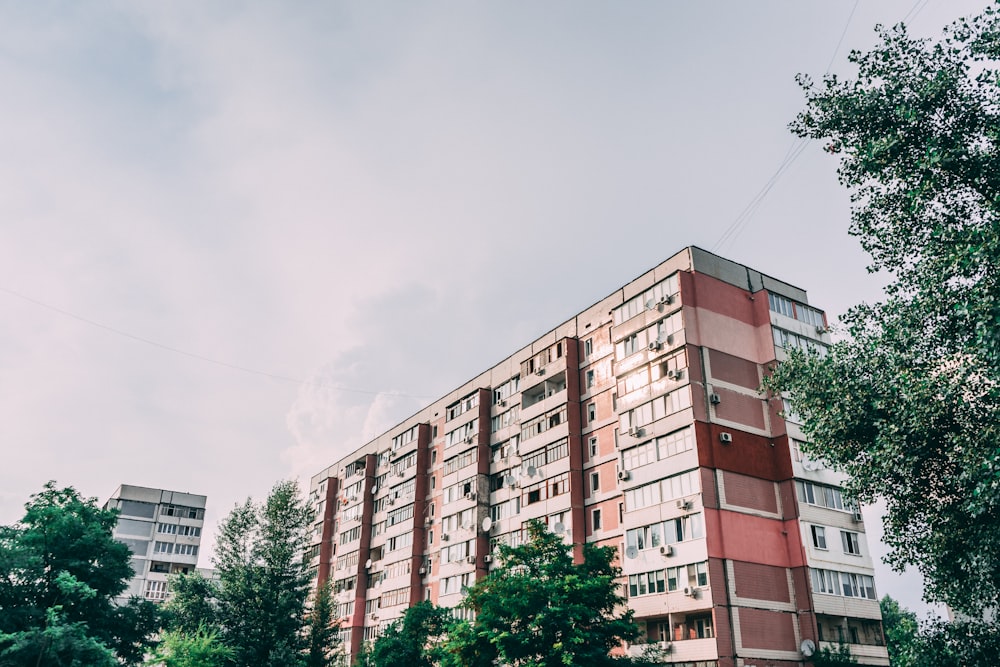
[{"x1": 104, "y1": 484, "x2": 207, "y2": 603}]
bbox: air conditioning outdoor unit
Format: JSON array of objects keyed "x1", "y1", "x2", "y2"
[
  {"x1": 536, "y1": 368, "x2": 545, "y2": 376},
  {"x1": 441, "y1": 534, "x2": 450, "y2": 542},
  {"x1": 719, "y1": 432, "x2": 733, "y2": 444},
  {"x1": 618, "y1": 470, "x2": 631, "y2": 481},
  {"x1": 466, "y1": 555, "x2": 476, "y2": 565},
  {"x1": 853, "y1": 510, "x2": 864, "y2": 522},
  {"x1": 418, "y1": 566, "x2": 427, "y2": 575},
  {"x1": 658, "y1": 641, "x2": 672, "y2": 652},
  {"x1": 483, "y1": 555, "x2": 493, "y2": 564},
  {"x1": 659, "y1": 545, "x2": 673, "y2": 557},
  {"x1": 648, "y1": 341, "x2": 661, "y2": 352},
  {"x1": 465, "y1": 492, "x2": 477, "y2": 501},
  {"x1": 676, "y1": 499, "x2": 693, "y2": 510},
  {"x1": 498, "y1": 400, "x2": 507, "y2": 407},
  {"x1": 425, "y1": 517, "x2": 434, "y2": 526},
  {"x1": 397, "y1": 470, "x2": 405, "y2": 477},
  {"x1": 710, "y1": 393, "x2": 721, "y2": 404},
  {"x1": 666, "y1": 369, "x2": 682, "y2": 380},
  {"x1": 683, "y1": 586, "x2": 697, "y2": 598}
]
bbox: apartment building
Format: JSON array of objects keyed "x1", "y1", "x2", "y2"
[
  {"x1": 307, "y1": 247, "x2": 889, "y2": 667},
  {"x1": 104, "y1": 484, "x2": 206, "y2": 603}
]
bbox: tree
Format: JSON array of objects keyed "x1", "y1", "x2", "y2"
[
  {"x1": 441, "y1": 520, "x2": 649, "y2": 667},
  {"x1": 906, "y1": 617, "x2": 1000, "y2": 667},
  {"x1": 144, "y1": 626, "x2": 233, "y2": 667},
  {"x1": 765, "y1": 5, "x2": 1000, "y2": 616},
  {"x1": 812, "y1": 641, "x2": 858, "y2": 667},
  {"x1": 880, "y1": 595, "x2": 919, "y2": 666},
  {"x1": 0, "y1": 483, "x2": 159, "y2": 666},
  {"x1": 366, "y1": 601, "x2": 450, "y2": 667},
  {"x1": 165, "y1": 480, "x2": 332, "y2": 667},
  {"x1": 305, "y1": 581, "x2": 341, "y2": 667}
]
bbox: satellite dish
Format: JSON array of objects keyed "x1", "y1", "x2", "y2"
[
  {"x1": 504, "y1": 475, "x2": 516, "y2": 487},
  {"x1": 553, "y1": 522, "x2": 565, "y2": 535},
  {"x1": 526, "y1": 465, "x2": 537, "y2": 478},
  {"x1": 365, "y1": 559, "x2": 373, "y2": 569},
  {"x1": 482, "y1": 517, "x2": 493, "y2": 532},
  {"x1": 625, "y1": 545, "x2": 639, "y2": 560},
  {"x1": 800, "y1": 639, "x2": 816, "y2": 657},
  {"x1": 371, "y1": 485, "x2": 378, "y2": 494}
]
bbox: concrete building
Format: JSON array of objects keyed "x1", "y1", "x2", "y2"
[
  {"x1": 307, "y1": 247, "x2": 889, "y2": 666},
  {"x1": 104, "y1": 484, "x2": 206, "y2": 603}
]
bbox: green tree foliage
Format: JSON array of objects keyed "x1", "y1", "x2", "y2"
[
  {"x1": 144, "y1": 626, "x2": 233, "y2": 667},
  {"x1": 166, "y1": 480, "x2": 332, "y2": 667},
  {"x1": 876, "y1": 596, "x2": 998, "y2": 667},
  {"x1": 161, "y1": 571, "x2": 220, "y2": 635},
  {"x1": 0, "y1": 483, "x2": 159, "y2": 666},
  {"x1": 906, "y1": 617, "x2": 1000, "y2": 667},
  {"x1": 812, "y1": 641, "x2": 858, "y2": 667},
  {"x1": 441, "y1": 520, "x2": 647, "y2": 667},
  {"x1": 366, "y1": 600, "x2": 450, "y2": 667},
  {"x1": 766, "y1": 5, "x2": 1000, "y2": 616},
  {"x1": 880, "y1": 595, "x2": 920, "y2": 666},
  {"x1": 305, "y1": 581, "x2": 340, "y2": 667}
]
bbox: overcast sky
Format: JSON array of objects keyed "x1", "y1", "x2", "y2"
[{"x1": 0, "y1": 0, "x2": 986, "y2": 617}]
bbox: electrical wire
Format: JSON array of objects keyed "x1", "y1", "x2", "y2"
[
  {"x1": 0, "y1": 285, "x2": 435, "y2": 400},
  {"x1": 710, "y1": 0, "x2": 860, "y2": 255}
]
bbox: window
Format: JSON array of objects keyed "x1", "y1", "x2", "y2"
[
  {"x1": 589, "y1": 437, "x2": 598, "y2": 458},
  {"x1": 584, "y1": 338, "x2": 593, "y2": 357},
  {"x1": 811, "y1": 525, "x2": 827, "y2": 550},
  {"x1": 796, "y1": 480, "x2": 852, "y2": 512},
  {"x1": 628, "y1": 569, "x2": 666, "y2": 597},
  {"x1": 666, "y1": 561, "x2": 709, "y2": 591},
  {"x1": 592, "y1": 509, "x2": 602, "y2": 530},
  {"x1": 145, "y1": 580, "x2": 169, "y2": 601},
  {"x1": 841, "y1": 531, "x2": 861, "y2": 556},
  {"x1": 586, "y1": 370, "x2": 595, "y2": 389},
  {"x1": 811, "y1": 568, "x2": 876, "y2": 599},
  {"x1": 591, "y1": 472, "x2": 600, "y2": 493},
  {"x1": 587, "y1": 403, "x2": 596, "y2": 423},
  {"x1": 624, "y1": 470, "x2": 699, "y2": 511}
]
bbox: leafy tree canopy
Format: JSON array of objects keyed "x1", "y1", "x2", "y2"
[
  {"x1": 0, "y1": 482, "x2": 158, "y2": 666},
  {"x1": 766, "y1": 5, "x2": 1000, "y2": 616},
  {"x1": 165, "y1": 479, "x2": 336, "y2": 667},
  {"x1": 365, "y1": 600, "x2": 450, "y2": 667},
  {"x1": 441, "y1": 520, "x2": 651, "y2": 667},
  {"x1": 144, "y1": 625, "x2": 233, "y2": 667}
]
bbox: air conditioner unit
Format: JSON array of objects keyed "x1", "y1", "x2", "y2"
[
  {"x1": 676, "y1": 499, "x2": 692, "y2": 510},
  {"x1": 387, "y1": 498, "x2": 396, "y2": 506},
  {"x1": 465, "y1": 555, "x2": 476, "y2": 565},
  {"x1": 397, "y1": 470, "x2": 405, "y2": 477},
  {"x1": 719, "y1": 433, "x2": 733, "y2": 444},
  {"x1": 483, "y1": 555, "x2": 493, "y2": 564},
  {"x1": 666, "y1": 369, "x2": 682, "y2": 380},
  {"x1": 418, "y1": 566, "x2": 427, "y2": 575},
  {"x1": 853, "y1": 511, "x2": 863, "y2": 522},
  {"x1": 659, "y1": 545, "x2": 673, "y2": 557},
  {"x1": 627, "y1": 426, "x2": 643, "y2": 437},
  {"x1": 618, "y1": 470, "x2": 631, "y2": 481},
  {"x1": 658, "y1": 641, "x2": 672, "y2": 652},
  {"x1": 683, "y1": 586, "x2": 697, "y2": 598},
  {"x1": 466, "y1": 436, "x2": 474, "y2": 444},
  {"x1": 816, "y1": 326, "x2": 828, "y2": 335},
  {"x1": 424, "y1": 517, "x2": 434, "y2": 526},
  {"x1": 465, "y1": 492, "x2": 477, "y2": 501},
  {"x1": 648, "y1": 341, "x2": 661, "y2": 352},
  {"x1": 710, "y1": 393, "x2": 721, "y2": 404},
  {"x1": 498, "y1": 399, "x2": 507, "y2": 407},
  {"x1": 370, "y1": 614, "x2": 379, "y2": 621},
  {"x1": 536, "y1": 368, "x2": 545, "y2": 376},
  {"x1": 441, "y1": 534, "x2": 450, "y2": 542}
]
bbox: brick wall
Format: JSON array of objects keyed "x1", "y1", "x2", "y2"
[
  {"x1": 723, "y1": 471, "x2": 777, "y2": 513},
  {"x1": 733, "y1": 560, "x2": 789, "y2": 602}
]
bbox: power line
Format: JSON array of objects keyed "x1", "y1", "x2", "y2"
[
  {"x1": 0, "y1": 285, "x2": 435, "y2": 400},
  {"x1": 711, "y1": 0, "x2": 860, "y2": 254}
]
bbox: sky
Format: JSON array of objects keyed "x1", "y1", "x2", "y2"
[{"x1": 0, "y1": 0, "x2": 988, "y2": 618}]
